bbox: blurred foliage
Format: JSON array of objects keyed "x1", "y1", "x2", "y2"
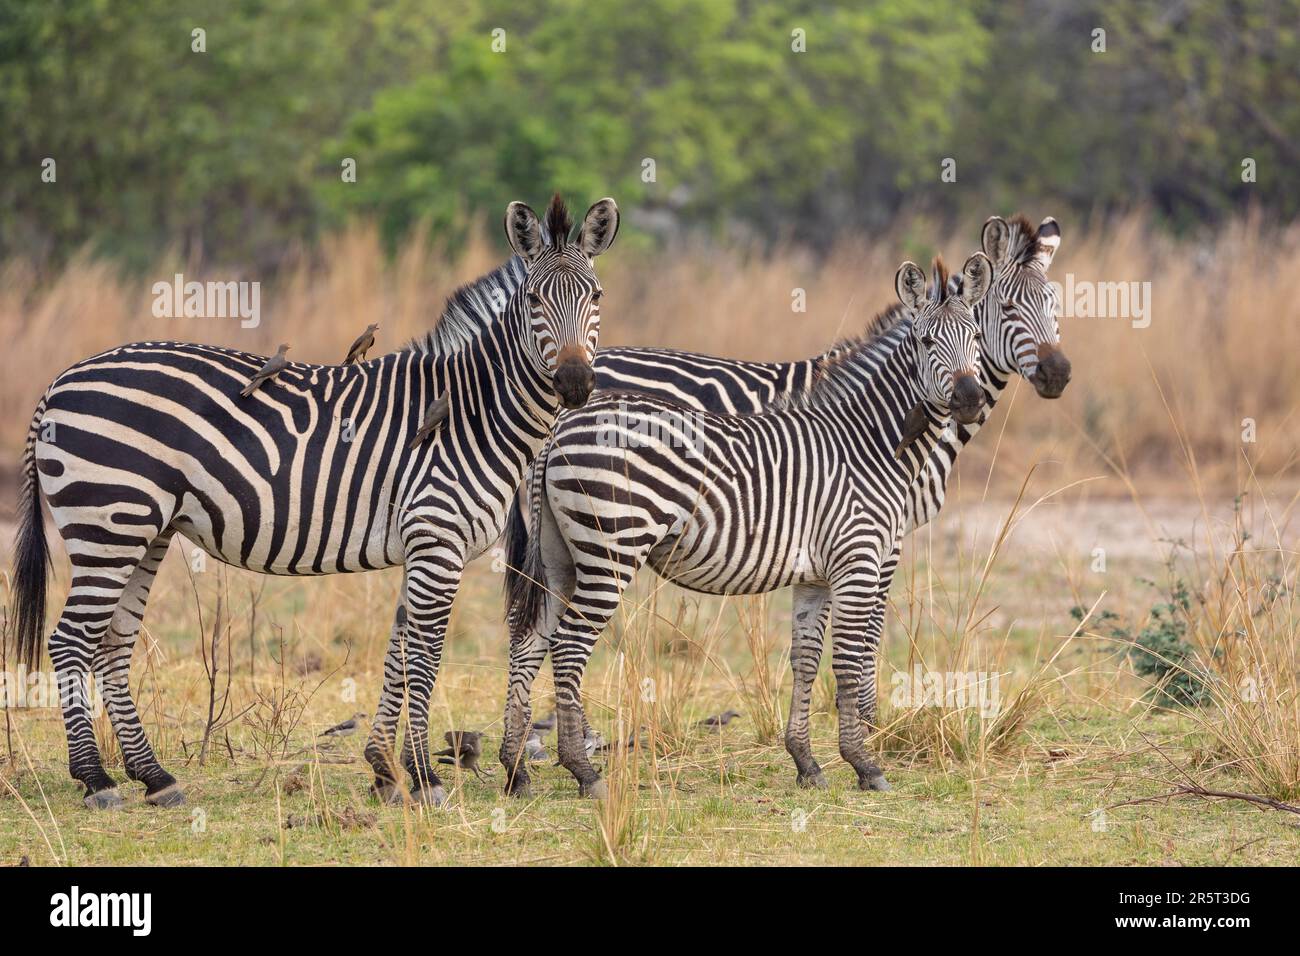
[{"x1": 2, "y1": 0, "x2": 1296, "y2": 271}]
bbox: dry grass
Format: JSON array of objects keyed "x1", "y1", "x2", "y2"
[
  {"x1": 2, "y1": 212, "x2": 1298, "y2": 493},
  {"x1": 2, "y1": 212, "x2": 1299, "y2": 865}
]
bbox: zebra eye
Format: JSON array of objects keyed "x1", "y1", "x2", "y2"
[
  {"x1": 974, "y1": 329, "x2": 984, "y2": 341},
  {"x1": 922, "y1": 334, "x2": 935, "y2": 348},
  {"x1": 527, "y1": 292, "x2": 543, "y2": 308},
  {"x1": 591, "y1": 289, "x2": 603, "y2": 302}
]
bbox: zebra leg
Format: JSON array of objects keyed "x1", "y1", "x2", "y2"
[
  {"x1": 501, "y1": 492, "x2": 577, "y2": 796},
  {"x1": 500, "y1": 612, "x2": 549, "y2": 797},
  {"x1": 857, "y1": 540, "x2": 901, "y2": 728},
  {"x1": 785, "y1": 583, "x2": 831, "y2": 789},
  {"x1": 830, "y1": 571, "x2": 891, "y2": 792},
  {"x1": 364, "y1": 596, "x2": 408, "y2": 803},
  {"x1": 49, "y1": 544, "x2": 154, "y2": 809},
  {"x1": 394, "y1": 534, "x2": 463, "y2": 807},
  {"x1": 94, "y1": 530, "x2": 185, "y2": 806},
  {"x1": 551, "y1": 565, "x2": 637, "y2": 798}
]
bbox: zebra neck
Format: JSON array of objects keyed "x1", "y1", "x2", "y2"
[{"x1": 437, "y1": 309, "x2": 559, "y2": 462}]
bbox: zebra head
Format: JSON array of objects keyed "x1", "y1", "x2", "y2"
[
  {"x1": 504, "y1": 194, "x2": 620, "y2": 409},
  {"x1": 896, "y1": 252, "x2": 992, "y2": 426},
  {"x1": 978, "y1": 214, "x2": 1072, "y2": 399}
]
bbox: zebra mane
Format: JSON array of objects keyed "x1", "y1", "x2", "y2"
[
  {"x1": 544, "y1": 194, "x2": 574, "y2": 248},
  {"x1": 1004, "y1": 214, "x2": 1048, "y2": 266},
  {"x1": 929, "y1": 255, "x2": 952, "y2": 302},
  {"x1": 772, "y1": 302, "x2": 912, "y2": 413},
  {"x1": 404, "y1": 255, "x2": 528, "y2": 357}
]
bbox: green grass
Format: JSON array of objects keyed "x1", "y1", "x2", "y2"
[{"x1": 2, "y1": 500, "x2": 1297, "y2": 866}]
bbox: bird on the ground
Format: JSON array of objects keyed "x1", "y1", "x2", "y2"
[
  {"x1": 319, "y1": 712, "x2": 368, "y2": 738},
  {"x1": 532, "y1": 712, "x2": 556, "y2": 732},
  {"x1": 240, "y1": 344, "x2": 290, "y2": 397},
  {"x1": 593, "y1": 731, "x2": 644, "y2": 754},
  {"x1": 700, "y1": 709, "x2": 742, "y2": 728},
  {"x1": 342, "y1": 323, "x2": 379, "y2": 365},
  {"x1": 434, "y1": 730, "x2": 491, "y2": 780},
  {"x1": 525, "y1": 729, "x2": 549, "y2": 763},
  {"x1": 407, "y1": 389, "x2": 451, "y2": 450}
]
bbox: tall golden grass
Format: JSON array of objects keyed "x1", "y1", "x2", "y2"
[{"x1": 2, "y1": 211, "x2": 1297, "y2": 496}]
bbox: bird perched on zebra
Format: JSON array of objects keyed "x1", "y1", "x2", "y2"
[
  {"x1": 9, "y1": 193, "x2": 620, "y2": 810},
  {"x1": 503, "y1": 213, "x2": 1069, "y2": 730},
  {"x1": 500, "y1": 252, "x2": 992, "y2": 798},
  {"x1": 341, "y1": 324, "x2": 380, "y2": 365},
  {"x1": 239, "y1": 343, "x2": 291, "y2": 396},
  {"x1": 407, "y1": 389, "x2": 450, "y2": 449}
]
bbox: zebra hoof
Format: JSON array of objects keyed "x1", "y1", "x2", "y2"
[
  {"x1": 859, "y1": 771, "x2": 892, "y2": 792},
  {"x1": 504, "y1": 775, "x2": 532, "y2": 799},
  {"x1": 796, "y1": 770, "x2": 829, "y2": 790},
  {"x1": 579, "y1": 778, "x2": 607, "y2": 800},
  {"x1": 84, "y1": 788, "x2": 124, "y2": 811},
  {"x1": 145, "y1": 783, "x2": 187, "y2": 808},
  {"x1": 412, "y1": 785, "x2": 447, "y2": 808},
  {"x1": 372, "y1": 781, "x2": 404, "y2": 805}
]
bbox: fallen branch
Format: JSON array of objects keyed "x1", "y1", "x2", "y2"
[{"x1": 1109, "y1": 783, "x2": 1300, "y2": 816}]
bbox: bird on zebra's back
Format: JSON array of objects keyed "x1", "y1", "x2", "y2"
[
  {"x1": 10, "y1": 192, "x2": 621, "y2": 811},
  {"x1": 500, "y1": 252, "x2": 993, "y2": 799},
  {"x1": 342, "y1": 323, "x2": 380, "y2": 365},
  {"x1": 407, "y1": 388, "x2": 451, "y2": 449},
  {"x1": 320, "y1": 712, "x2": 369, "y2": 738},
  {"x1": 239, "y1": 343, "x2": 290, "y2": 396}
]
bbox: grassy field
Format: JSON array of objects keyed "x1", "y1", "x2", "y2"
[
  {"x1": 1, "y1": 213, "x2": 1298, "y2": 865},
  {"x1": 2, "y1": 485, "x2": 1296, "y2": 866}
]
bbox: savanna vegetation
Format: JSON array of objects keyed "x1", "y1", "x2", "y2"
[{"x1": 1, "y1": 0, "x2": 1297, "y2": 865}]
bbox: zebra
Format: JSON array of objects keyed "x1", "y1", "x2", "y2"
[
  {"x1": 499, "y1": 252, "x2": 993, "y2": 796},
  {"x1": 8, "y1": 194, "x2": 620, "y2": 809},
  {"x1": 503, "y1": 214, "x2": 1068, "y2": 730}
]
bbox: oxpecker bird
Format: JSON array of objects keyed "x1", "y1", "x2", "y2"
[
  {"x1": 407, "y1": 389, "x2": 451, "y2": 449},
  {"x1": 342, "y1": 323, "x2": 379, "y2": 365},
  {"x1": 240, "y1": 344, "x2": 290, "y2": 397}
]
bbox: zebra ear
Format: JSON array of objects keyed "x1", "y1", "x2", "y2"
[
  {"x1": 959, "y1": 252, "x2": 993, "y2": 306},
  {"x1": 981, "y1": 216, "x2": 1011, "y2": 265},
  {"x1": 1033, "y1": 217, "x2": 1061, "y2": 270},
  {"x1": 578, "y1": 198, "x2": 620, "y2": 258},
  {"x1": 504, "y1": 201, "x2": 545, "y2": 263},
  {"x1": 895, "y1": 261, "x2": 927, "y2": 311}
]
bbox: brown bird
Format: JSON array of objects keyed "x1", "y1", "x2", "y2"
[
  {"x1": 407, "y1": 389, "x2": 451, "y2": 450},
  {"x1": 434, "y1": 730, "x2": 491, "y2": 781},
  {"x1": 700, "y1": 709, "x2": 742, "y2": 728},
  {"x1": 342, "y1": 323, "x2": 379, "y2": 365},
  {"x1": 240, "y1": 343, "x2": 290, "y2": 397}
]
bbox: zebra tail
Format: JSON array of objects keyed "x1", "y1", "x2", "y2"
[
  {"x1": 11, "y1": 398, "x2": 50, "y2": 670},
  {"x1": 503, "y1": 458, "x2": 548, "y2": 634}
]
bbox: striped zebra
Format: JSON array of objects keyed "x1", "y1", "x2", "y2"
[
  {"x1": 499, "y1": 252, "x2": 993, "y2": 796},
  {"x1": 504, "y1": 214, "x2": 1068, "y2": 731},
  {"x1": 8, "y1": 194, "x2": 620, "y2": 809}
]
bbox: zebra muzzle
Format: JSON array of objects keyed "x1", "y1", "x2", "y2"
[
  {"x1": 950, "y1": 372, "x2": 985, "y2": 425},
  {"x1": 554, "y1": 351, "x2": 595, "y2": 409},
  {"x1": 1029, "y1": 345, "x2": 1072, "y2": 399}
]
